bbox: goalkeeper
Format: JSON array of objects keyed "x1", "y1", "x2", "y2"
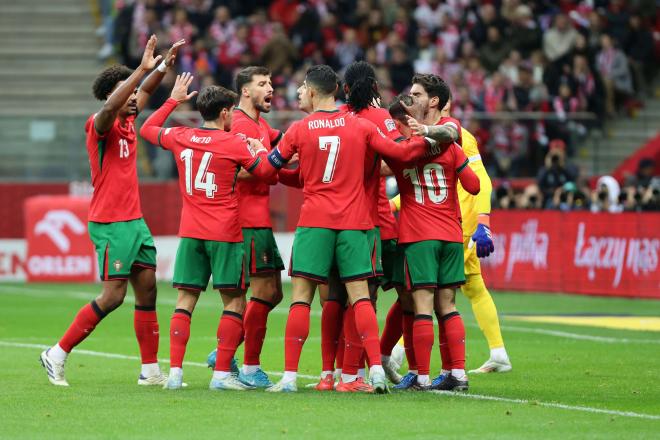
[{"x1": 391, "y1": 99, "x2": 511, "y2": 374}]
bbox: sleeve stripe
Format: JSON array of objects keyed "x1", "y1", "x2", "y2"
[
  {"x1": 246, "y1": 156, "x2": 261, "y2": 172},
  {"x1": 157, "y1": 128, "x2": 165, "y2": 148},
  {"x1": 393, "y1": 136, "x2": 406, "y2": 143},
  {"x1": 272, "y1": 130, "x2": 284, "y2": 146},
  {"x1": 456, "y1": 159, "x2": 469, "y2": 173},
  {"x1": 468, "y1": 154, "x2": 482, "y2": 163}
]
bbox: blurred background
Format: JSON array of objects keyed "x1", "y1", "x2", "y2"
[{"x1": 0, "y1": 0, "x2": 658, "y2": 296}]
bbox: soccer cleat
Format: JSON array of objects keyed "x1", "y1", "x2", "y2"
[
  {"x1": 314, "y1": 374, "x2": 335, "y2": 391},
  {"x1": 206, "y1": 349, "x2": 239, "y2": 376},
  {"x1": 469, "y1": 358, "x2": 512, "y2": 374},
  {"x1": 431, "y1": 372, "x2": 448, "y2": 387},
  {"x1": 382, "y1": 356, "x2": 403, "y2": 384},
  {"x1": 336, "y1": 377, "x2": 374, "y2": 393},
  {"x1": 265, "y1": 380, "x2": 298, "y2": 393},
  {"x1": 238, "y1": 368, "x2": 274, "y2": 388},
  {"x1": 138, "y1": 373, "x2": 168, "y2": 386},
  {"x1": 412, "y1": 379, "x2": 432, "y2": 391},
  {"x1": 393, "y1": 372, "x2": 418, "y2": 390},
  {"x1": 40, "y1": 350, "x2": 69, "y2": 387},
  {"x1": 432, "y1": 374, "x2": 469, "y2": 392},
  {"x1": 209, "y1": 375, "x2": 256, "y2": 391},
  {"x1": 369, "y1": 370, "x2": 390, "y2": 394},
  {"x1": 163, "y1": 371, "x2": 184, "y2": 390}
]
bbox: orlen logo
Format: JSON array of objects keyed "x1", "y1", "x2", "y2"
[{"x1": 34, "y1": 210, "x2": 86, "y2": 252}]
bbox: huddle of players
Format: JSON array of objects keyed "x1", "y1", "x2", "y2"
[{"x1": 40, "y1": 37, "x2": 511, "y2": 393}]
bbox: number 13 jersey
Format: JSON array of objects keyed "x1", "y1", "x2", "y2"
[{"x1": 85, "y1": 114, "x2": 142, "y2": 223}]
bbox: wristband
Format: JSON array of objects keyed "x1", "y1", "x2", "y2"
[{"x1": 157, "y1": 61, "x2": 168, "y2": 73}]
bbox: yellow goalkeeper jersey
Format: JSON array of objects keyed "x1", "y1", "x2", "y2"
[
  {"x1": 390, "y1": 127, "x2": 491, "y2": 237},
  {"x1": 458, "y1": 128, "x2": 492, "y2": 237}
]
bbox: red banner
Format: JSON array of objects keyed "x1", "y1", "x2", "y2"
[
  {"x1": 24, "y1": 196, "x2": 97, "y2": 282},
  {"x1": 482, "y1": 211, "x2": 660, "y2": 298}
]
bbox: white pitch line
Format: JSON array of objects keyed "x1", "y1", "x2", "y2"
[
  {"x1": 2, "y1": 340, "x2": 659, "y2": 421},
  {"x1": 499, "y1": 324, "x2": 660, "y2": 345}
]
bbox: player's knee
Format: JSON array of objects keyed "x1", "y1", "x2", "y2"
[
  {"x1": 98, "y1": 284, "x2": 128, "y2": 312},
  {"x1": 462, "y1": 275, "x2": 487, "y2": 302},
  {"x1": 224, "y1": 294, "x2": 247, "y2": 314}
]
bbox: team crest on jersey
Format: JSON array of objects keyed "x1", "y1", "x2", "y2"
[
  {"x1": 384, "y1": 119, "x2": 396, "y2": 132},
  {"x1": 113, "y1": 260, "x2": 123, "y2": 271}
]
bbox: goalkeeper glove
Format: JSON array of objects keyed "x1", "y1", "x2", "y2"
[{"x1": 472, "y1": 223, "x2": 494, "y2": 258}]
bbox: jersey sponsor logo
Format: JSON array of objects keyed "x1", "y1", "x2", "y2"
[
  {"x1": 34, "y1": 210, "x2": 86, "y2": 253},
  {"x1": 307, "y1": 117, "x2": 345, "y2": 130},
  {"x1": 190, "y1": 135, "x2": 212, "y2": 144},
  {"x1": 384, "y1": 119, "x2": 396, "y2": 132},
  {"x1": 574, "y1": 222, "x2": 659, "y2": 287}
]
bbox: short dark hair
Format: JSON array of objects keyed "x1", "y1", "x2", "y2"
[
  {"x1": 235, "y1": 66, "x2": 271, "y2": 93},
  {"x1": 388, "y1": 94, "x2": 414, "y2": 123},
  {"x1": 92, "y1": 65, "x2": 133, "y2": 100},
  {"x1": 196, "y1": 85, "x2": 238, "y2": 121},
  {"x1": 411, "y1": 73, "x2": 451, "y2": 109},
  {"x1": 305, "y1": 65, "x2": 338, "y2": 96},
  {"x1": 344, "y1": 61, "x2": 380, "y2": 112}
]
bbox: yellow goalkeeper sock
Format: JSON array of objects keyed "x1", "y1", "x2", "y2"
[{"x1": 461, "y1": 274, "x2": 504, "y2": 350}]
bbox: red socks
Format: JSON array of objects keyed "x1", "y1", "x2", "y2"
[
  {"x1": 284, "y1": 302, "x2": 310, "y2": 372},
  {"x1": 341, "y1": 304, "x2": 362, "y2": 375},
  {"x1": 335, "y1": 327, "x2": 345, "y2": 369},
  {"x1": 442, "y1": 312, "x2": 466, "y2": 370},
  {"x1": 215, "y1": 311, "x2": 244, "y2": 372},
  {"x1": 134, "y1": 307, "x2": 159, "y2": 364},
  {"x1": 242, "y1": 298, "x2": 273, "y2": 366},
  {"x1": 169, "y1": 309, "x2": 191, "y2": 368},
  {"x1": 352, "y1": 299, "x2": 382, "y2": 367},
  {"x1": 380, "y1": 300, "x2": 403, "y2": 356},
  {"x1": 58, "y1": 301, "x2": 105, "y2": 353},
  {"x1": 320, "y1": 300, "x2": 344, "y2": 372},
  {"x1": 402, "y1": 311, "x2": 417, "y2": 371},
  {"x1": 412, "y1": 315, "x2": 434, "y2": 376}
]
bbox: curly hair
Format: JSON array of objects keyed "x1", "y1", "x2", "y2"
[
  {"x1": 92, "y1": 65, "x2": 133, "y2": 100},
  {"x1": 344, "y1": 61, "x2": 381, "y2": 112},
  {"x1": 411, "y1": 73, "x2": 451, "y2": 109}
]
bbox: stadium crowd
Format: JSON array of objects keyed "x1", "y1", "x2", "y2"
[{"x1": 99, "y1": 0, "x2": 659, "y2": 206}]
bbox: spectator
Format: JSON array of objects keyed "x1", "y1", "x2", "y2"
[
  {"x1": 596, "y1": 34, "x2": 633, "y2": 117},
  {"x1": 208, "y1": 6, "x2": 236, "y2": 46},
  {"x1": 624, "y1": 15, "x2": 655, "y2": 97},
  {"x1": 543, "y1": 14, "x2": 578, "y2": 63},
  {"x1": 517, "y1": 184, "x2": 543, "y2": 210},
  {"x1": 388, "y1": 45, "x2": 415, "y2": 94},
  {"x1": 335, "y1": 28, "x2": 363, "y2": 69},
  {"x1": 479, "y1": 26, "x2": 510, "y2": 73},
  {"x1": 260, "y1": 23, "x2": 298, "y2": 75},
  {"x1": 591, "y1": 176, "x2": 623, "y2": 213},
  {"x1": 469, "y1": 3, "x2": 505, "y2": 47},
  {"x1": 507, "y1": 4, "x2": 541, "y2": 58}
]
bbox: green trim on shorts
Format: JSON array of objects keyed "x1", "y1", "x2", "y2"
[
  {"x1": 367, "y1": 227, "x2": 383, "y2": 278},
  {"x1": 242, "y1": 227, "x2": 284, "y2": 275},
  {"x1": 401, "y1": 240, "x2": 465, "y2": 290},
  {"x1": 173, "y1": 237, "x2": 248, "y2": 291},
  {"x1": 88, "y1": 218, "x2": 156, "y2": 281},
  {"x1": 290, "y1": 227, "x2": 373, "y2": 283}
]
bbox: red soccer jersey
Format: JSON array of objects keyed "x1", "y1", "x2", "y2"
[
  {"x1": 158, "y1": 126, "x2": 265, "y2": 242},
  {"x1": 275, "y1": 109, "x2": 429, "y2": 230},
  {"x1": 388, "y1": 117, "x2": 469, "y2": 244},
  {"x1": 85, "y1": 114, "x2": 142, "y2": 223},
  {"x1": 340, "y1": 104, "x2": 405, "y2": 227},
  {"x1": 377, "y1": 177, "x2": 398, "y2": 240},
  {"x1": 231, "y1": 108, "x2": 283, "y2": 228}
]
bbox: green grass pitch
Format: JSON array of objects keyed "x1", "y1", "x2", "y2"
[{"x1": 1, "y1": 282, "x2": 659, "y2": 439}]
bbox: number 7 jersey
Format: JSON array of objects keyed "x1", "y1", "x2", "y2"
[
  {"x1": 158, "y1": 126, "x2": 265, "y2": 242},
  {"x1": 388, "y1": 117, "x2": 470, "y2": 244}
]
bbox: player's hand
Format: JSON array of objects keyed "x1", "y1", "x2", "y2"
[
  {"x1": 472, "y1": 223, "x2": 495, "y2": 258},
  {"x1": 164, "y1": 39, "x2": 186, "y2": 67},
  {"x1": 140, "y1": 34, "x2": 163, "y2": 71},
  {"x1": 247, "y1": 138, "x2": 268, "y2": 155},
  {"x1": 405, "y1": 115, "x2": 428, "y2": 137},
  {"x1": 170, "y1": 72, "x2": 198, "y2": 103},
  {"x1": 288, "y1": 153, "x2": 299, "y2": 165},
  {"x1": 401, "y1": 97, "x2": 425, "y2": 121}
]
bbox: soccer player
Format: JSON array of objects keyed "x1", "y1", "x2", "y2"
[
  {"x1": 231, "y1": 66, "x2": 286, "y2": 387},
  {"x1": 40, "y1": 36, "x2": 184, "y2": 387},
  {"x1": 409, "y1": 74, "x2": 512, "y2": 379},
  {"x1": 140, "y1": 73, "x2": 278, "y2": 390},
  {"x1": 387, "y1": 88, "x2": 480, "y2": 391},
  {"x1": 263, "y1": 65, "x2": 432, "y2": 393}
]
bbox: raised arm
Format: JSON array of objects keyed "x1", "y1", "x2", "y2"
[
  {"x1": 136, "y1": 39, "x2": 186, "y2": 112},
  {"x1": 367, "y1": 124, "x2": 432, "y2": 163},
  {"x1": 406, "y1": 115, "x2": 459, "y2": 143},
  {"x1": 139, "y1": 73, "x2": 197, "y2": 145},
  {"x1": 94, "y1": 35, "x2": 162, "y2": 135}
]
